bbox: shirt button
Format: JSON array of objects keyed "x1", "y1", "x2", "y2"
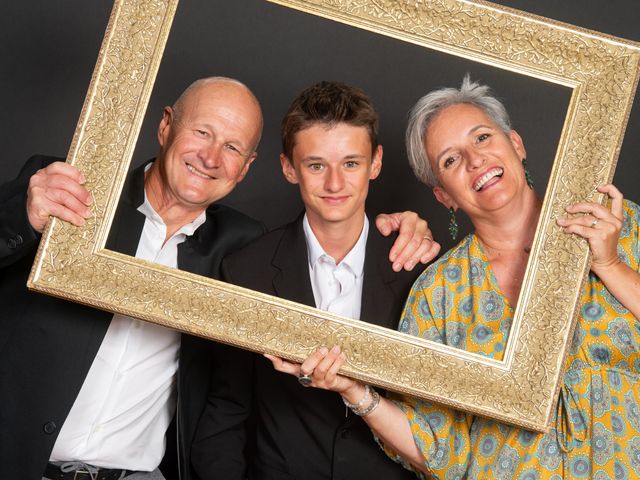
[
  {"x1": 7, "y1": 238, "x2": 16, "y2": 249},
  {"x1": 15, "y1": 235, "x2": 23, "y2": 245},
  {"x1": 43, "y1": 421, "x2": 57, "y2": 434}
]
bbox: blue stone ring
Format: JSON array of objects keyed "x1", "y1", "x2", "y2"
[{"x1": 298, "y1": 373, "x2": 313, "y2": 387}]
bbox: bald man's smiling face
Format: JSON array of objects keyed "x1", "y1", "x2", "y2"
[{"x1": 154, "y1": 81, "x2": 262, "y2": 211}]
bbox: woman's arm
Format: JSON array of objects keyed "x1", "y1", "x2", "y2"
[
  {"x1": 265, "y1": 347, "x2": 429, "y2": 474},
  {"x1": 557, "y1": 184, "x2": 640, "y2": 318}
]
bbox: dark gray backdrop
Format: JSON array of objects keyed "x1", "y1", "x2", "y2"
[{"x1": 2, "y1": 0, "x2": 638, "y2": 252}]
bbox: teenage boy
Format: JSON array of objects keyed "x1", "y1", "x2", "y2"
[{"x1": 191, "y1": 81, "x2": 432, "y2": 480}]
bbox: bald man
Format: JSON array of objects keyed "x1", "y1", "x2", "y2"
[
  {"x1": 1, "y1": 77, "x2": 266, "y2": 480},
  {"x1": 0, "y1": 77, "x2": 433, "y2": 480}
]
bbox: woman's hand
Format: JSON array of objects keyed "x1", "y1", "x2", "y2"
[
  {"x1": 375, "y1": 211, "x2": 441, "y2": 272},
  {"x1": 267, "y1": 347, "x2": 428, "y2": 471},
  {"x1": 558, "y1": 184, "x2": 640, "y2": 318},
  {"x1": 557, "y1": 184, "x2": 624, "y2": 276},
  {"x1": 265, "y1": 346, "x2": 364, "y2": 399}
]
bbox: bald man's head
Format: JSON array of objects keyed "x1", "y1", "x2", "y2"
[
  {"x1": 149, "y1": 76, "x2": 263, "y2": 213},
  {"x1": 172, "y1": 77, "x2": 263, "y2": 151}
]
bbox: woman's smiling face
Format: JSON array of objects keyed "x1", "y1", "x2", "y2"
[{"x1": 425, "y1": 103, "x2": 527, "y2": 219}]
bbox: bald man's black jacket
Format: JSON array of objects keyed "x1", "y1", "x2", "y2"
[{"x1": 0, "y1": 155, "x2": 265, "y2": 480}]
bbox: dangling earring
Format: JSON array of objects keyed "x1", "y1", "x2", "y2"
[
  {"x1": 448, "y1": 207, "x2": 459, "y2": 241},
  {"x1": 522, "y1": 158, "x2": 534, "y2": 189}
]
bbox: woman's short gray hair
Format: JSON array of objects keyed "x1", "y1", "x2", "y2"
[{"x1": 406, "y1": 75, "x2": 512, "y2": 187}]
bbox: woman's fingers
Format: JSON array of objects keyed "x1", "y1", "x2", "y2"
[
  {"x1": 597, "y1": 184, "x2": 624, "y2": 220},
  {"x1": 312, "y1": 346, "x2": 343, "y2": 386},
  {"x1": 557, "y1": 184, "x2": 625, "y2": 273},
  {"x1": 299, "y1": 347, "x2": 328, "y2": 377},
  {"x1": 266, "y1": 346, "x2": 352, "y2": 392},
  {"x1": 264, "y1": 348, "x2": 326, "y2": 376},
  {"x1": 264, "y1": 354, "x2": 301, "y2": 376},
  {"x1": 564, "y1": 202, "x2": 616, "y2": 224}
]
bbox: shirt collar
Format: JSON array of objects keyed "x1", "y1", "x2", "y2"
[{"x1": 302, "y1": 214, "x2": 368, "y2": 277}]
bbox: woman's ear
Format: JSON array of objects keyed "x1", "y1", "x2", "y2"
[
  {"x1": 433, "y1": 185, "x2": 457, "y2": 210},
  {"x1": 509, "y1": 129, "x2": 527, "y2": 160}
]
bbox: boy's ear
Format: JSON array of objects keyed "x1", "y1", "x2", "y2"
[
  {"x1": 280, "y1": 154, "x2": 299, "y2": 185},
  {"x1": 369, "y1": 145, "x2": 383, "y2": 180}
]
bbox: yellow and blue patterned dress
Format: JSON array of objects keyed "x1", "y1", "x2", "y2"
[{"x1": 387, "y1": 200, "x2": 640, "y2": 479}]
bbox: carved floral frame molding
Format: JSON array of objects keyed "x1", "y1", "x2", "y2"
[{"x1": 28, "y1": 0, "x2": 640, "y2": 431}]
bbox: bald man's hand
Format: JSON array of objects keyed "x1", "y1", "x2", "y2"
[{"x1": 27, "y1": 162, "x2": 92, "y2": 233}]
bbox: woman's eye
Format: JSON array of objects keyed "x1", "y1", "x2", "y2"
[
  {"x1": 443, "y1": 156, "x2": 457, "y2": 168},
  {"x1": 477, "y1": 133, "x2": 490, "y2": 142},
  {"x1": 195, "y1": 129, "x2": 208, "y2": 137}
]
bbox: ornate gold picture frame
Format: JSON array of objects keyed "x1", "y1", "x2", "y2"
[{"x1": 28, "y1": 0, "x2": 640, "y2": 431}]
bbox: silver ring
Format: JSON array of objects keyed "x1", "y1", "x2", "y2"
[
  {"x1": 591, "y1": 218, "x2": 599, "y2": 228},
  {"x1": 423, "y1": 235, "x2": 432, "y2": 241},
  {"x1": 298, "y1": 373, "x2": 313, "y2": 387}
]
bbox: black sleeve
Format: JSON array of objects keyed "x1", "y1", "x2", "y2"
[
  {"x1": 190, "y1": 258, "x2": 257, "y2": 480},
  {"x1": 0, "y1": 155, "x2": 62, "y2": 268}
]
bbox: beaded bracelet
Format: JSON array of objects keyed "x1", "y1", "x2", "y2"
[
  {"x1": 342, "y1": 385, "x2": 381, "y2": 416},
  {"x1": 342, "y1": 384, "x2": 371, "y2": 411}
]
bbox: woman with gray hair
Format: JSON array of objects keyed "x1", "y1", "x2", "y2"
[{"x1": 268, "y1": 76, "x2": 640, "y2": 478}]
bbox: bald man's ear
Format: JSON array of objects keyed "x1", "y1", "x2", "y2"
[
  {"x1": 280, "y1": 154, "x2": 299, "y2": 185},
  {"x1": 236, "y1": 153, "x2": 257, "y2": 183},
  {"x1": 157, "y1": 106, "x2": 174, "y2": 147}
]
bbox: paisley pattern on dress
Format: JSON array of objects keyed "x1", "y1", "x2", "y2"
[{"x1": 384, "y1": 201, "x2": 640, "y2": 479}]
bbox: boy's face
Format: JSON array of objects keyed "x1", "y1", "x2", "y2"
[{"x1": 281, "y1": 122, "x2": 382, "y2": 229}]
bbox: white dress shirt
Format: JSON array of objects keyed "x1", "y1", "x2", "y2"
[
  {"x1": 50, "y1": 191, "x2": 206, "y2": 470},
  {"x1": 303, "y1": 214, "x2": 368, "y2": 319}
]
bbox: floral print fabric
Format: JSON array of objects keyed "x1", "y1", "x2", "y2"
[{"x1": 387, "y1": 200, "x2": 640, "y2": 479}]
